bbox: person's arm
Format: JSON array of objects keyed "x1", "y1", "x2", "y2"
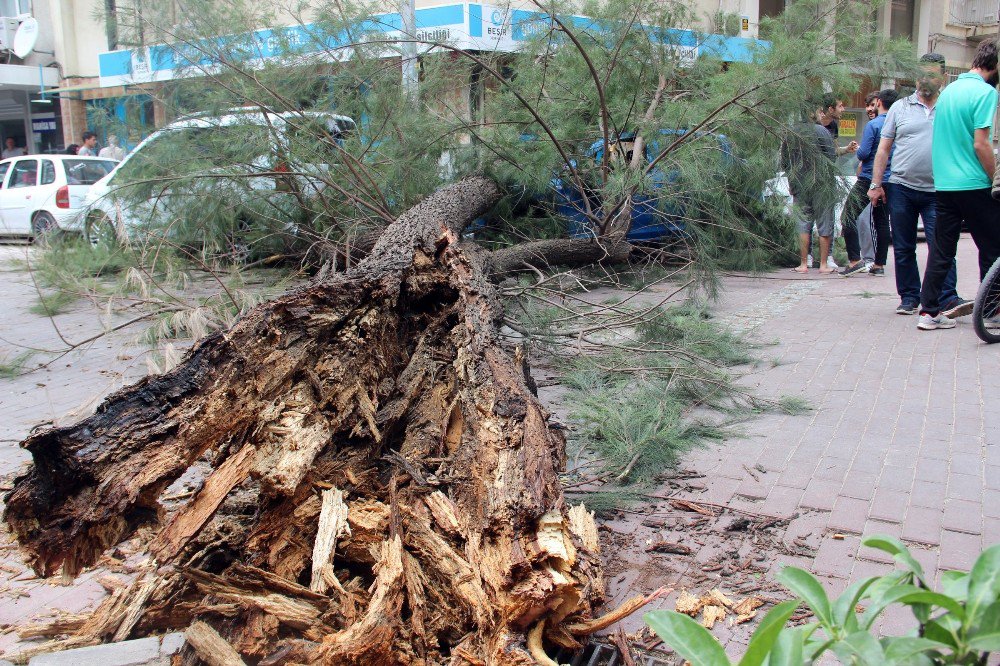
[
  {"x1": 855, "y1": 120, "x2": 879, "y2": 162},
  {"x1": 868, "y1": 136, "x2": 894, "y2": 205},
  {"x1": 974, "y1": 127, "x2": 995, "y2": 179}
]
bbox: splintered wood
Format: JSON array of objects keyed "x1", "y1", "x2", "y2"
[
  {"x1": 675, "y1": 588, "x2": 764, "y2": 629},
  {"x1": 1, "y1": 178, "x2": 648, "y2": 665}
]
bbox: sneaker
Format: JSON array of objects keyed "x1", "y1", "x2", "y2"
[
  {"x1": 942, "y1": 298, "x2": 973, "y2": 318},
  {"x1": 868, "y1": 266, "x2": 885, "y2": 276},
  {"x1": 840, "y1": 262, "x2": 870, "y2": 277},
  {"x1": 896, "y1": 302, "x2": 919, "y2": 315},
  {"x1": 807, "y1": 253, "x2": 814, "y2": 268},
  {"x1": 827, "y1": 256, "x2": 839, "y2": 269},
  {"x1": 917, "y1": 313, "x2": 956, "y2": 330}
]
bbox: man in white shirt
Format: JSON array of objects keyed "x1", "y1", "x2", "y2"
[
  {"x1": 2, "y1": 138, "x2": 25, "y2": 160},
  {"x1": 77, "y1": 131, "x2": 99, "y2": 156},
  {"x1": 98, "y1": 135, "x2": 125, "y2": 161}
]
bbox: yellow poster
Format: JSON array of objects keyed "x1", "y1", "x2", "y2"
[{"x1": 840, "y1": 117, "x2": 857, "y2": 138}]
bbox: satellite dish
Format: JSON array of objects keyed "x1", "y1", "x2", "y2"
[{"x1": 13, "y1": 18, "x2": 38, "y2": 59}]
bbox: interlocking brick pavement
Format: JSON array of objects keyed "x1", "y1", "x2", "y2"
[{"x1": 594, "y1": 235, "x2": 996, "y2": 654}]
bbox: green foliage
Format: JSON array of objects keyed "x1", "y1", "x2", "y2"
[
  {"x1": 552, "y1": 304, "x2": 805, "y2": 485},
  {"x1": 0, "y1": 351, "x2": 33, "y2": 379},
  {"x1": 29, "y1": 290, "x2": 78, "y2": 317},
  {"x1": 95, "y1": 0, "x2": 914, "y2": 275},
  {"x1": 34, "y1": 236, "x2": 133, "y2": 291},
  {"x1": 645, "y1": 538, "x2": 1000, "y2": 665}
]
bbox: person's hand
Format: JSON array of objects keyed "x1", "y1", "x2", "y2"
[
  {"x1": 868, "y1": 184, "x2": 886, "y2": 206},
  {"x1": 845, "y1": 140, "x2": 859, "y2": 153}
]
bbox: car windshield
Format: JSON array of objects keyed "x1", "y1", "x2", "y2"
[{"x1": 64, "y1": 159, "x2": 117, "y2": 185}]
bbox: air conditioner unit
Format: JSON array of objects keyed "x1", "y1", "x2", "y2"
[{"x1": 0, "y1": 17, "x2": 18, "y2": 52}]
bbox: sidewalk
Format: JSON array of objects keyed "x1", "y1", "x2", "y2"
[{"x1": 597, "y1": 235, "x2": 997, "y2": 653}]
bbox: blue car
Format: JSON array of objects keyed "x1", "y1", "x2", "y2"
[{"x1": 554, "y1": 129, "x2": 735, "y2": 242}]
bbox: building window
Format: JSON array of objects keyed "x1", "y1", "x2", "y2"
[
  {"x1": 890, "y1": 0, "x2": 915, "y2": 40},
  {"x1": 0, "y1": 0, "x2": 31, "y2": 18},
  {"x1": 759, "y1": 0, "x2": 786, "y2": 19},
  {"x1": 951, "y1": 0, "x2": 1000, "y2": 25}
]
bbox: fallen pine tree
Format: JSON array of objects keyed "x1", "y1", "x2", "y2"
[{"x1": 3, "y1": 176, "x2": 652, "y2": 665}]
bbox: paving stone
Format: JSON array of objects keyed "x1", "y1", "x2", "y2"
[
  {"x1": 28, "y1": 637, "x2": 161, "y2": 665},
  {"x1": 798, "y1": 479, "x2": 841, "y2": 511},
  {"x1": 828, "y1": 496, "x2": 871, "y2": 534},
  {"x1": 947, "y1": 473, "x2": 984, "y2": 503},
  {"x1": 901, "y1": 505, "x2": 944, "y2": 546},
  {"x1": 942, "y1": 499, "x2": 983, "y2": 536},
  {"x1": 939, "y1": 530, "x2": 982, "y2": 572},
  {"x1": 840, "y1": 473, "x2": 878, "y2": 501},
  {"x1": 869, "y1": 489, "x2": 909, "y2": 524}
]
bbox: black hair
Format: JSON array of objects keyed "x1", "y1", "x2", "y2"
[
  {"x1": 81, "y1": 131, "x2": 96, "y2": 142},
  {"x1": 820, "y1": 92, "x2": 838, "y2": 111},
  {"x1": 66, "y1": 144, "x2": 79, "y2": 155},
  {"x1": 919, "y1": 52, "x2": 946, "y2": 73},
  {"x1": 864, "y1": 91, "x2": 879, "y2": 105},
  {"x1": 876, "y1": 88, "x2": 899, "y2": 110},
  {"x1": 972, "y1": 40, "x2": 999, "y2": 72}
]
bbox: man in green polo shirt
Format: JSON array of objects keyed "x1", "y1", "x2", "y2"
[{"x1": 919, "y1": 40, "x2": 1000, "y2": 330}]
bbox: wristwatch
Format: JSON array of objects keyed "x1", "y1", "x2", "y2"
[{"x1": 868, "y1": 183, "x2": 882, "y2": 190}]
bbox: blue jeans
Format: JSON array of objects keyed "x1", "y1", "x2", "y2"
[{"x1": 885, "y1": 182, "x2": 958, "y2": 307}]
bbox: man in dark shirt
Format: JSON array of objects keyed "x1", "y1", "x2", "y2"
[
  {"x1": 841, "y1": 89, "x2": 898, "y2": 276},
  {"x1": 782, "y1": 106, "x2": 842, "y2": 274}
]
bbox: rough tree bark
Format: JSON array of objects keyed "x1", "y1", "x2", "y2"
[{"x1": 3, "y1": 176, "x2": 639, "y2": 665}]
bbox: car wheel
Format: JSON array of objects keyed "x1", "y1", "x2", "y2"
[
  {"x1": 84, "y1": 211, "x2": 124, "y2": 249},
  {"x1": 31, "y1": 212, "x2": 58, "y2": 246}
]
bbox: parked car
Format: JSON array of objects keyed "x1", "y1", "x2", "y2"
[
  {"x1": 0, "y1": 156, "x2": 117, "y2": 240},
  {"x1": 555, "y1": 130, "x2": 736, "y2": 241},
  {"x1": 69, "y1": 109, "x2": 356, "y2": 247}
]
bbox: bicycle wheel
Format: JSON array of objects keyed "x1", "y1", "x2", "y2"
[{"x1": 973, "y1": 256, "x2": 1000, "y2": 343}]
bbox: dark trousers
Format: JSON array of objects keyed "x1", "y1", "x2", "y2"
[
  {"x1": 841, "y1": 177, "x2": 869, "y2": 263},
  {"x1": 921, "y1": 188, "x2": 1000, "y2": 315},
  {"x1": 843, "y1": 177, "x2": 891, "y2": 265},
  {"x1": 886, "y1": 182, "x2": 958, "y2": 308}
]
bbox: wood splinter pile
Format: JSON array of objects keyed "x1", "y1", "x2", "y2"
[{"x1": 3, "y1": 178, "x2": 656, "y2": 665}]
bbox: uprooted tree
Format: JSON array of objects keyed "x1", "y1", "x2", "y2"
[
  {"x1": 6, "y1": 0, "x2": 916, "y2": 662},
  {"x1": 7, "y1": 177, "x2": 649, "y2": 664}
]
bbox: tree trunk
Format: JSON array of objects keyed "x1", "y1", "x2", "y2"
[{"x1": 4, "y1": 176, "x2": 615, "y2": 665}]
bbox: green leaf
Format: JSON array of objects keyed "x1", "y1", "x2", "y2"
[
  {"x1": 644, "y1": 611, "x2": 730, "y2": 666},
  {"x1": 967, "y1": 600, "x2": 1000, "y2": 651},
  {"x1": 767, "y1": 625, "x2": 808, "y2": 666},
  {"x1": 966, "y1": 544, "x2": 1000, "y2": 629},
  {"x1": 832, "y1": 576, "x2": 879, "y2": 632},
  {"x1": 968, "y1": 632, "x2": 1000, "y2": 651},
  {"x1": 737, "y1": 600, "x2": 799, "y2": 666},
  {"x1": 861, "y1": 585, "x2": 965, "y2": 630},
  {"x1": 861, "y1": 535, "x2": 926, "y2": 583},
  {"x1": 922, "y1": 616, "x2": 962, "y2": 649},
  {"x1": 831, "y1": 630, "x2": 884, "y2": 666},
  {"x1": 940, "y1": 570, "x2": 970, "y2": 602},
  {"x1": 777, "y1": 567, "x2": 834, "y2": 630},
  {"x1": 881, "y1": 636, "x2": 950, "y2": 662}
]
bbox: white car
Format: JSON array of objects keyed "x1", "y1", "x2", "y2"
[
  {"x1": 70, "y1": 109, "x2": 356, "y2": 245},
  {"x1": 762, "y1": 171, "x2": 856, "y2": 235},
  {"x1": 0, "y1": 155, "x2": 117, "y2": 239}
]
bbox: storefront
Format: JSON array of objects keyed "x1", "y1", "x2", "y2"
[{"x1": 0, "y1": 63, "x2": 61, "y2": 154}]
